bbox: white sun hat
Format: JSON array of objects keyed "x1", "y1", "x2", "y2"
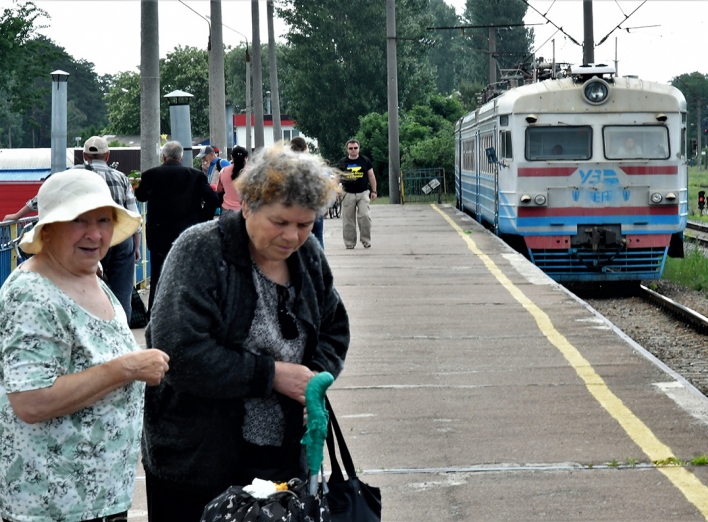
[{"x1": 20, "y1": 170, "x2": 142, "y2": 255}]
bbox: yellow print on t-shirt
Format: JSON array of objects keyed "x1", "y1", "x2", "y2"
[{"x1": 343, "y1": 164, "x2": 364, "y2": 180}]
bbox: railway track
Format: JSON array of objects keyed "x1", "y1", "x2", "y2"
[
  {"x1": 685, "y1": 220, "x2": 708, "y2": 247},
  {"x1": 583, "y1": 281, "x2": 708, "y2": 397}
]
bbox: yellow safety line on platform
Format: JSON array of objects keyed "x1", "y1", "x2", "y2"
[{"x1": 432, "y1": 205, "x2": 708, "y2": 518}]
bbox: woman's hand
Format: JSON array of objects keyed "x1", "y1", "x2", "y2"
[
  {"x1": 120, "y1": 349, "x2": 170, "y2": 386},
  {"x1": 273, "y1": 361, "x2": 314, "y2": 406}
]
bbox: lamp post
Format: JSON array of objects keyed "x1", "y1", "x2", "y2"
[
  {"x1": 165, "y1": 90, "x2": 195, "y2": 167},
  {"x1": 50, "y1": 70, "x2": 69, "y2": 175},
  {"x1": 218, "y1": 23, "x2": 252, "y2": 153}
]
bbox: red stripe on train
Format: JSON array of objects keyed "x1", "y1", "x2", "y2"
[
  {"x1": 524, "y1": 234, "x2": 671, "y2": 250},
  {"x1": 620, "y1": 166, "x2": 678, "y2": 175},
  {"x1": 518, "y1": 167, "x2": 577, "y2": 177},
  {"x1": 518, "y1": 206, "x2": 678, "y2": 217}
]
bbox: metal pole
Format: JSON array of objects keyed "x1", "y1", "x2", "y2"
[
  {"x1": 267, "y1": 0, "x2": 282, "y2": 144},
  {"x1": 698, "y1": 100, "x2": 702, "y2": 171},
  {"x1": 209, "y1": 0, "x2": 227, "y2": 158},
  {"x1": 614, "y1": 37, "x2": 618, "y2": 76},
  {"x1": 251, "y1": 0, "x2": 265, "y2": 149},
  {"x1": 386, "y1": 0, "x2": 400, "y2": 204},
  {"x1": 50, "y1": 70, "x2": 68, "y2": 174},
  {"x1": 140, "y1": 0, "x2": 160, "y2": 170},
  {"x1": 488, "y1": 27, "x2": 496, "y2": 86},
  {"x1": 583, "y1": 0, "x2": 594, "y2": 65},
  {"x1": 246, "y1": 49, "x2": 252, "y2": 152}
]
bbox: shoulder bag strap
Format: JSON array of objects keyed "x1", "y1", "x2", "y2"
[{"x1": 325, "y1": 396, "x2": 358, "y2": 482}]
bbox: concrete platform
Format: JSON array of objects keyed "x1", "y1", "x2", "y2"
[{"x1": 129, "y1": 204, "x2": 708, "y2": 521}]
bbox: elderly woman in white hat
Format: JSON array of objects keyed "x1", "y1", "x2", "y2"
[{"x1": 0, "y1": 170, "x2": 170, "y2": 522}]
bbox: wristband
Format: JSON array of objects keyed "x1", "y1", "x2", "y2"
[{"x1": 370, "y1": 191, "x2": 377, "y2": 195}]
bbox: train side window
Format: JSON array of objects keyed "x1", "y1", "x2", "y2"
[
  {"x1": 604, "y1": 125, "x2": 670, "y2": 160},
  {"x1": 525, "y1": 126, "x2": 592, "y2": 161},
  {"x1": 500, "y1": 115, "x2": 509, "y2": 126},
  {"x1": 500, "y1": 131, "x2": 512, "y2": 158}
]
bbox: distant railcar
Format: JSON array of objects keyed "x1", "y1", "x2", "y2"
[{"x1": 454, "y1": 64, "x2": 688, "y2": 282}]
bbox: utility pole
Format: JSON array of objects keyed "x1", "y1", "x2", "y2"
[
  {"x1": 488, "y1": 27, "x2": 496, "y2": 85},
  {"x1": 246, "y1": 48, "x2": 252, "y2": 152},
  {"x1": 140, "y1": 0, "x2": 160, "y2": 170},
  {"x1": 251, "y1": 0, "x2": 265, "y2": 149},
  {"x1": 267, "y1": 0, "x2": 282, "y2": 144},
  {"x1": 209, "y1": 1, "x2": 226, "y2": 158},
  {"x1": 697, "y1": 99, "x2": 703, "y2": 171},
  {"x1": 385, "y1": 0, "x2": 401, "y2": 204},
  {"x1": 583, "y1": 0, "x2": 594, "y2": 65}
]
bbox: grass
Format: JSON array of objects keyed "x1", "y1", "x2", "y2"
[
  {"x1": 663, "y1": 243, "x2": 708, "y2": 292},
  {"x1": 687, "y1": 165, "x2": 708, "y2": 221},
  {"x1": 661, "y1": 167, "x2": 708, "y2": 292}
]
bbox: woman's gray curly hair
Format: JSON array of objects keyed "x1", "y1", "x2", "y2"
[{"x1": 236, "y1": 144, "x2": 337, "y2": 216}]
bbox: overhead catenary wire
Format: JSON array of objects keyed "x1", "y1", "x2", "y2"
[{"x1": 596, "y1": 0, "x2": 648, "y2": 46}]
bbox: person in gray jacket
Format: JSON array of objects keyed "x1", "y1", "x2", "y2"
[{"x1": 141, "y1": 145, "x2": 348, "y2": 521}]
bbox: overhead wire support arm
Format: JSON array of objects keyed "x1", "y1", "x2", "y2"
[
  {"x1": 518, "y1": 0, "x2": 581, "y2": 46},
  {"x1": 596, "y1": 0, "x2": 648, "y2": 46}
]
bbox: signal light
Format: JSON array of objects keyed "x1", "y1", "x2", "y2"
[{"x1": 699, "y1": 191, "x2": 705, "y2": 213}]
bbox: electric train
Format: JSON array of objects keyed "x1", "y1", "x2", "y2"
[{"x1": 454, "y1": 64, "x2": 688, "y2": 282}]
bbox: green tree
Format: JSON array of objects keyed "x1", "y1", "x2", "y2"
[
  {"x1": 104, "y1": 46, "x2": 211, "y2": 138},
  {"x1": 355, "y1": 93, "x2": 464, "y2": 196},
  {"x1": 426, "y1": 0, "x2": 466, "y2": 95},
  {"x1": 225, "y1": 42, "x2": 293, "y2": 117},
  {"x1": 671, "y1": 72, "x2": 708, "y2": 142},
  {"x1": 105, "y1": 70, "x2": 141, "y2": 135},
  {"x1": 278, "y1": 0, "x2": 435, "y2": 160},
  {"x1": 160, "y1": 46, "x2": 209, "y2": 138},
  {"x1": 462, "y1": 0, "x2": 533, "y2": 85}
]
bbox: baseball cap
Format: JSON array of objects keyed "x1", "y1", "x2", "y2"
[
  {"x1": 196, "y1": 146, "x2": 215, "y2": 159},
  {"x1": 84, "y1": 136, "x2": 109, "y2": 154}
]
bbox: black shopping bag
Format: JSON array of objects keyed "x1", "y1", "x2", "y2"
[
  {"x1": 325, "y1": 398, "x2": 381, "y2": 522},
  {"x1": 201, "y1": 478, "x2": 329, "y2": 522}
]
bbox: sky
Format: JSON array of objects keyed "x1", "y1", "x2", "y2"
[{"x1": 5, "y1": 0, "x2": 707, "y2": 84}]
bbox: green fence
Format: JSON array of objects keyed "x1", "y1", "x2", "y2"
[{"x1": 400, "y1": 168, "x2": 448, "y2": 204}]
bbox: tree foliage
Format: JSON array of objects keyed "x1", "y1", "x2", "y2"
[
  {"x1": 671, "y1": 72, "x2": 708, "y2": 142},
  {"x1": 104, "y1": 46, "x2": 211, "y2": 138},
  {"x1": 278, "y1": 0, "x2": 435, "y2": 160},
  {"x1": 462, "y1": 0, "x2": 533, "y2": 85},
  {"x1": 354, "y1": 93, "x2": 464, "y2": 196}
]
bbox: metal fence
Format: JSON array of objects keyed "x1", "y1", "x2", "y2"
[{"x1": 400, "y1": 168, "x2": 448, "y2": 204}]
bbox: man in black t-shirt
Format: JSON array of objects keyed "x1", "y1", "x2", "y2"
[{"x1": 336, "y1": 139, "x2": 377, "y2": 249}]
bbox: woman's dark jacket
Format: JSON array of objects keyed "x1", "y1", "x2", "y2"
[{"x1": 141, "y1": 211, "x2": 350, "y2": 489}]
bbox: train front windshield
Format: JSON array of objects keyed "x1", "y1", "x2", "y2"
[
  {"x1": 604, "y1": 126, "x2": 670, "y2": 160},
  {"x1": 525, "y1": 126, "x2": 592, "y2": 160}
]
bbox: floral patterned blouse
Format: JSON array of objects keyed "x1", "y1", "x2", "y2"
[{"x1": 0, "y1": 270, "x2": 145, "y2": 522}]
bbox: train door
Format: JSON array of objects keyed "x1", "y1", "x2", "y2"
[
  {"x1": 457, "y1": 128, "x2": 463, "y2": 210},
  {"x1": 493, "y1": 124, "x2": 499, "y2": 235}
]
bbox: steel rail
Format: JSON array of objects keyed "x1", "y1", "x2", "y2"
[{"x1": 640, "y1": 284, "x2": 708, "y2": 331}]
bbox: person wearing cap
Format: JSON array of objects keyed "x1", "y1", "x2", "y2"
[
  {"x1": 72, "y1": 136, "x2": 143, "y2": 322},
  {"x1": 134, "y1": 141, "x2": 219, "y2": 313},
  {"x1": 196, "y1": 145, "x2": 231, "y2": 186},
  {"x1": 0, "y1": 170, "x2": 170, "y2": 522}
]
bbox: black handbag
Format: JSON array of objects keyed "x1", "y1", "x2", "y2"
[
  {"x1": 325, "y1": 398, "x2": 382, "y2": 522},
  {"x1": 129, "y1": 286, "x2": 148, "y2": 329}
]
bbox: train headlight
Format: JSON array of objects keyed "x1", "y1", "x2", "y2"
[
  {"x1": 534, "y1": 194, "x2": 547, "y2": 205},
  {"x1": 665, "y1": 192, "x2": 677, "y2": 201},
  {"x1": 651, "y1": 192, "x2": 663, "y2": 203},
  {"x1": 582, "y1": 78, "x2": 610, "y2": 105},
  {"x1": 520, "y1": 194, "x2": 532, "y2": 203}
]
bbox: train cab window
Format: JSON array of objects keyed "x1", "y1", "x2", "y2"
[
  {"x1": 604, "y1": 126, "x2": 670, "y2": 160},
  {"x1": 500, "y1": 115, "x2": 509, "y2": 126},
  {"x1": 500, "y1": 131, "x2": 512, "y2": 158},
  {"x1": 525, "y1": 126, "x2": 592, "y2": 161}
]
